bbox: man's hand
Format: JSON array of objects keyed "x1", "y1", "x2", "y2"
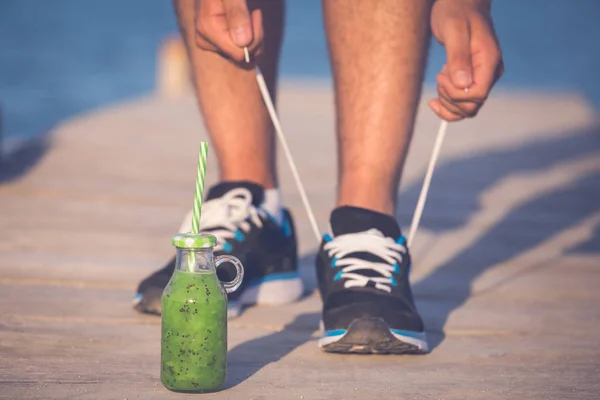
[
  {"x1": 429, "y1": 0, "x2": 504, "y2": 121},
  {"x1": 195, "y1": 0, "x2": 263, "y2": 63}
]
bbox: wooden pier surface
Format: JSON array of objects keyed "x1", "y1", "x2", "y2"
[{"x1": 1, "y1": 84, "x2": 599, "y2": 399}]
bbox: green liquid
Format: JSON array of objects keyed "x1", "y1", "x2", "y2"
[{"x1": 161, "y1": 270, "x2": 227, "y2": 392}]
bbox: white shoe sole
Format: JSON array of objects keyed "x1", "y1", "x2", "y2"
[{"x1": 228, "y1": 272, "x2": 304, "y2": 318}]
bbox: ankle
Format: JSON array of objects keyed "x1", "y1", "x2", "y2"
[
  {"x1": 220, "y1": 171, "x2": 277, "y2": 189},
  {"x1": 337, "y1": 187, "x2": 395, "y2": 216},
  {"x1": 336, "y1": 200, "x2": 394, "y2": 216},
  {"x1": 337, "y1": 173, "x2": 397, "y2": 216}
]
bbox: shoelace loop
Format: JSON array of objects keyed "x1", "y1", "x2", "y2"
[
  {"x1": 324, "y1": 229, "x2": 407, "y2": 293},
  {"x1": 201, "y1": 188, "x2": 265, "y2": 251}
]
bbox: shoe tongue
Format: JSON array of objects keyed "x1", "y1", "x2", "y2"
[
  {"x1": 206, "y1": 181, "x2": 265, "y2": 206},
  {"x1": 330, "y1": 206, "x2": 401, "y2": 238}
]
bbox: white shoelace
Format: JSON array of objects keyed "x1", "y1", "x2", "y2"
[
  {"x1": 201, "y1": 188, "x2": 266, "y2": 251},
  {"x1": 323, "y1": 229, "x2": 407, "y2": 293}
]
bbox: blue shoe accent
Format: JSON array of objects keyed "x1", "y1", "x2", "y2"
[
  {"x1": 396, "y1": 236, "x2": 406, "y2": 245},
  {"x1": 282, "y1": 217, "x2": 293, "y2": 237},
  {"x1": 325, "y1": 327, "x2": 424, "y2": 341},
  {"x1": 223, "y1": 242, "x2": 233, "y2": 252},
  {"x1": 261, "y1": 208, "x2": 293, "y2": 238},
  {"x1": 390, "y1": 328, "x2": 426, "y2": 340},
  {"x1": 323, "y1": 233, "x2": 333, "y2": 242},
  {"x1": 234, "y1": 229, "x2": 244, "y2": 241},
  {"x1": 246, "y1": 271, "x2": 300, "y2": 287},
  {"x1": 323, "y1": 329, "x2": 347, "y2": 337},
  {"x1": 132, "y1": 293, "x2": 143, "y2": 304},
  {"x1": 262, "y1": 271, "x2": 299, "y2": 282},
  {"x1": 333, "y1": 270, "x2": 344, "y2": 281}
]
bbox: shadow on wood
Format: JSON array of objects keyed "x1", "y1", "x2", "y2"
[
  {"x1": 399, "y1": 125, "x2": 600, "y2": 350},
  {"x1": 0, "y1": 134, "x2": 51, "y2": 183},
  {"x1": 226, "y1": 312, "x2": 319, "y2": 389}
]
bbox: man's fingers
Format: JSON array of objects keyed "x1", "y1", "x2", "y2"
[
  {"x1": 194, "y1": 0, "x2": 263, "y2": 63},
  {"x1": 438, "y1": 96, "x2": 466, "y2": 117},
  {"x1": 223, "y1": 0, "x2": 253, "y2": 47},
  {"x1": 429, "y1": 99, "x2": 463, "y2": 122},
  {"x1": 208, "y1": 37, "x2": 247, "y2": 63},
  {"x1": 436, "y1": 72, "x2": 487, "y2": 103},
  {"x1": 456, "y1": 19, "x2": 503, "y2": 100},
  {"x1": 436, "y1": 46, "x2": 501, "y2": 104},
  {"x1": 195, "y1": 30, "x2": 218, "y2": 53},
  {"x1": 442, "y1": 19, "x2": 473, "y2": 89},
  {"x1": 431, "y1": 3, "x2": 504, "y2": 122},
  {"x1": 431, "y1": 82, "x2": 483, "y2": 120},
  {"x1": 438, "y1": 85, "x2": 485, "y2": 109},
  {"x1": 437, "y1": 90, "x2": 480, "y2": 118}
]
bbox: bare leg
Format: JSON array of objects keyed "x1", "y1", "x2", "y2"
[
  {"x1": 324, "y1": 0, "x2": 432, "y2": 215},
  {"x1": 174, "y1": 0, "x2": 284, "y2": 188}
]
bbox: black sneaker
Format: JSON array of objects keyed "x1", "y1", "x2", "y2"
[
  {"x1": 133, "y1": 181, "x2": 304, "y2": 317},
  {"x1": 316, "y1": 206, "x2": 428, "y2": 354}
]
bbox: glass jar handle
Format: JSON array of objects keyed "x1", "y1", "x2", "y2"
[{"x1": 215, "y1": 255, "x2": 244, "y2": 294}]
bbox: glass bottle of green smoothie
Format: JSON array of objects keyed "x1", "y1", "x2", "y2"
[{"x1": 161, "y1": 233, "x2": 243, "y2": 393}]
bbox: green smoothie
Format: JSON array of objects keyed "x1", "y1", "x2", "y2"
[{"x1": 161, "y1": 270, "x2": 227, "y2": 392}]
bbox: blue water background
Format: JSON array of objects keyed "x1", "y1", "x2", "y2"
[{"x1": 0, "y1": 0, "x2": 598, "y2": 140}]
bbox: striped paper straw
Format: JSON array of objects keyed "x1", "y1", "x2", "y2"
[
  {"x1": 188, "y1": 142, "x2": 208, "y2": 272},
  {"x1": 191, "y1": 142, "x2": 208, "y2": 234}
]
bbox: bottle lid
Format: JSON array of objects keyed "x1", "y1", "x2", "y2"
[{"x1": 172, "y1": 233, "x2": 216, "y2": 249}]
